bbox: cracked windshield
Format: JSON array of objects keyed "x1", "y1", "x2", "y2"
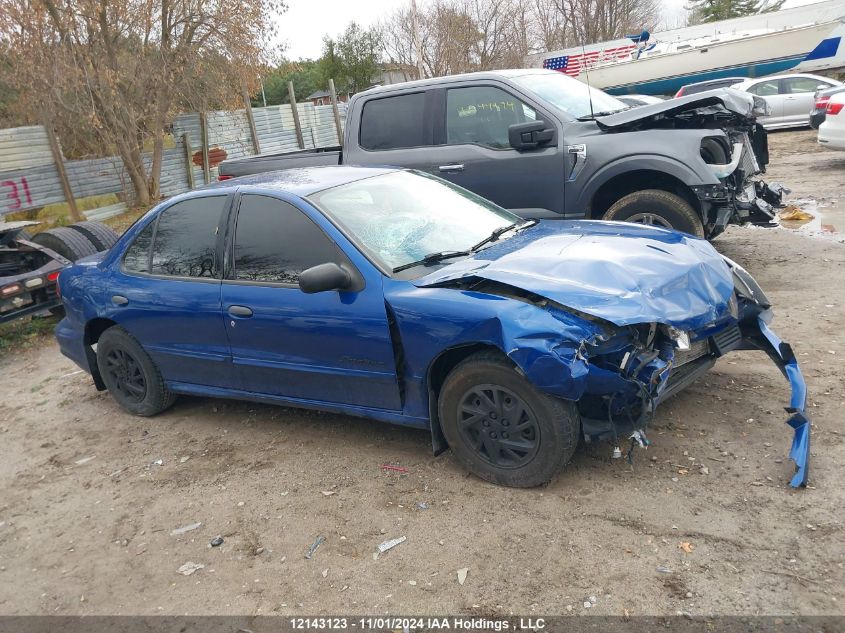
[{"x1": 309, "y1": 171, "x2": 519, "y2": 271}]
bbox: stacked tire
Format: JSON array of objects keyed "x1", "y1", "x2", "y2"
[
  {"x1": 31, "y1": 221, "x2": 120, "y2": 262},
  {"x1": 30, "y1": 221, "x2": 120, "y2": 318}
]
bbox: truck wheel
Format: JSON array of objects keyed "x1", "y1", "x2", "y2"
[
  {"x1": 68, "y1": 221, "x2": 120, "y2": 251},
  {"x1": 602, "y1": 189, "x2": 705, "y2": 238},
  {"x1": 438, "y1": 351, "x2": 580, "y2": 487},
  {"x1": 96, "y1": 326, "x2": 176, "y2": 416},
  {"x1": 31, "y1": 227, "x2": 98, "y2": 262}
]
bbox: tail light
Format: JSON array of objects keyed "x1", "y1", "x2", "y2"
[
  {"x1": 48, "y1": 270, "x2": 61, "y2": 297},
  {"x1": 815, "y1": 96, "x2": 830, "y2": 110},
  {"x1": 217, "y1": 174, "x2": 233, "y2": 181},
  {"x1": 827, "y1": 102, "x2": 844, "y2": 115},
  {"x1": 1, "y1": 283, "x2": 22, "y2": 297}
]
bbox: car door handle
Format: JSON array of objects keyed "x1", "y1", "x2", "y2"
[
  {"x1": 112, "y1": 295, "x2": 128, "y2": 306},
  {"x1": 438, "y1": 164, "x2": 464, "y2": 173},
  {"x1": 228, "y1": 305, "x2": 253, "y2": 318}
]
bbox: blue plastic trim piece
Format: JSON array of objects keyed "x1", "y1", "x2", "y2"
[{"x1": 757, "y1": 317, "x2": 810, "y2": 488}]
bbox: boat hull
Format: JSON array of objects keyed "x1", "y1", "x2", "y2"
[{"x1": 590, "y1": 21, "x2": 839, "y2": 95}]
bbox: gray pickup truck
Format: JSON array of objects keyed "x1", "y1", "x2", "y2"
[{"x1": 219, "y1": 69, "x2": 783, "y2": 238}]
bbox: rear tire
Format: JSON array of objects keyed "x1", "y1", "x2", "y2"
[
  {"x1": 96, "y1": 326, "x2": 176, "y2": 416},
  {"x1": 438, "y1": 352, "x2": 580, "y2": 487},
  {"x1": 68, "y1": 221, "x2": 120, "y2": 251},
  {"x1": 602, "y1": 189, "x2": 705, "y2": 238},
  {"x1": 31, "y1": 227, "x2": 98, "y2": 262}
]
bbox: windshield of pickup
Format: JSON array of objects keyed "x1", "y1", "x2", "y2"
[
  {"x1": 308, "y1": 171, "x2": 519, "y2": 273},
  {"x1": 512, "y1": 72, "x2": 628, "y2": 119}
]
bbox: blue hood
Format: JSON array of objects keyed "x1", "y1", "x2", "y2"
[{"x1": 415, "y1": 220, "x2": 736, "y2": 331}]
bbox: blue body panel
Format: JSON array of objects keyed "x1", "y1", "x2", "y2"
[{"x1": 54, "y1": 167, "x2": 811, "y2": 487}]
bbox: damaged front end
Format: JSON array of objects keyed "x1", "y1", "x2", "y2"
[
  {"x1": 565, "y1": 259, "x2": 810, "y2": 488},
  {"x1": 597, "y1": 89, "x2": 789, "y2": 237}
]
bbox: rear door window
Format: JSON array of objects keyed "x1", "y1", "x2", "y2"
[
  {"x1": 232, "y1": 195, "x2": 340, "y2": 284},
  {"x1": 148, "y1": 196, "x2": 227, "y2": 278},
  {"x1": 359, "y1": 93, "x2": 427, "y2": 150},
  {"x1": 783, "y1": 77, "x2": 832, "y2": 94},
  {"x1": 122, "y1": 223, "x2": 154, "y2": 273}
]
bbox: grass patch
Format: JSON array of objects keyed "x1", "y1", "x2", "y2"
[{"x1": 0, "y1": 315, "x2": 59, "y2": 355}]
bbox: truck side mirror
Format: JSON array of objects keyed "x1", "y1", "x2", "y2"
[{"x1": 508, "y1": 120, "x2": 554, "y2": 151}]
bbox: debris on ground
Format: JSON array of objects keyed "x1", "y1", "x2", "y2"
[
  {"x1": 380, "y1": 464, "x2": 409, "y2": 473},
  {"x1": 73, "y1": 456, "x2": 96, "y2": 465},
  {"x1": 151, "y1": 459, "x2": 163, "y2": 466},
  {"x1": 457, "y1": 567, "x2": 469, "y2": 585},
  {"x1": 657, "y1": 566, "x2": 673, "y2": 574},
  {"x1": 305, "y1": 535, "x2": 325, "y2": 559},
  {"x1": 321, "y1": 569, "x2": 328, "y2": 578},
  {"x1": 179, "y1": 456, "x2": 190, "y2": 463},
  {"x1": 210, "y1": 536, "x2": 224, "y2": 547},
  {"x1": 415, "y1": 502, "x2": 429, "y2": 510},
  {"x1": 170, "y1": 522, "x2": 202, "y2": 536},
  {"x1": 176, "y1": 562, "x2": 204, "y2": 576},
  {"x1": 679, "y1": 542, "x2": 695, "y2": 554},
  {"x1": 778, "y1": 205, "x2": 814, "y2": 223},
  {"x1": 321, "y1": 490, "x2": 336, "y2": 496},
  {"x1": 375, "y1": 536, "x2": 406, "y2": 559}
]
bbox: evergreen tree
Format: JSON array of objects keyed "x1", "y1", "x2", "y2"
[{"x1": 688, "y1": 0, "x2": 785, "y2": 24}]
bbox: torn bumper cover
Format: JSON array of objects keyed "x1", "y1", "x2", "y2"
[{"x1": 743, "y1": 315, "x2": 810, "y2": 488}]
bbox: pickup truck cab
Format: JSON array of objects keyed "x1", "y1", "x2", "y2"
[{"x1": 220, "y1": 69, "x2": 781, "y2": 238}]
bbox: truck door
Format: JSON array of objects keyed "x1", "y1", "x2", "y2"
[
  {"x1": 423, "y1": 84, "x2": 565, "y2": 218},
  {"x1": 352, "y1": 86, "x2": 565, "y2": 218}
]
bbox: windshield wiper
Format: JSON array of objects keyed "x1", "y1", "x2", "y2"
[
  {"x1": 470, "y1": 219, "x2": 538, "y2": 252},
  {"x1": 392, "y1": 250, "x2": 470, "y2": 273},
  {"x1": 577, "y1": 108, "x2": 629, "y2": 120}
]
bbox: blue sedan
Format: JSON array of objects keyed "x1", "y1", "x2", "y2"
[{"x1": 55, "y1": 166, "x2": 809, "y2": 488}]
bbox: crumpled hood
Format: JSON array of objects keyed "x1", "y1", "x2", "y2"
[
  {"x1": 414, "y1": 220, "x2": 736, "y2": 331},
  {"x1": 595, "y1": 88, "x2": 757, "y2": 130}
]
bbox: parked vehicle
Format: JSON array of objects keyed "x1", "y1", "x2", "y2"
[
  {"x1": 730, "y1": 72, "x2": 842, "y2": 129},
  {"x1": 818, "y1": 92, "x2": 845, "y2": 150},
  {"x1": 674, "y1": 77, "x2": 746, "y2": 98},
  {"x1": 810, "y1": 84, "x2": 845, "y2": 129},
  {"x1": 1, "y1": 220, "x2": 119, "y2": 323},
  {"x1": 616, "y1": 94, "x2": 665, "y2": 107},
  {"x1": 55, "y1": 167, "x2": 810, "y2": 488},
  {"x1": 220, "y1": 69, "x2": 783, "y2": 239}
]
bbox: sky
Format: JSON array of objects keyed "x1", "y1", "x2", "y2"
[{"x1": 279, "y1": 0, "x2": 828, "y2": 60}]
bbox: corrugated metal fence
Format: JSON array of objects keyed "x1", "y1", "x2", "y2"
[{"x1": 0, "y1": 102, "x2": 347, "y2": 218}]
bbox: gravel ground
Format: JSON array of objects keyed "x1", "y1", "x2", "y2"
[{"x1": 0, "y1": 130, "x2": 843, "y2": 617}]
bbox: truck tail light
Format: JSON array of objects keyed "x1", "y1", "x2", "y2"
[
  {"x1": 827, "y1": 102, "x2": 844, "y2": 115},
  {"x1": 1, "y1": 283, "x2": 22, "y2": 297},
  {"x1": 47, "y1": 271, "x2": 61, "y2": 297}
]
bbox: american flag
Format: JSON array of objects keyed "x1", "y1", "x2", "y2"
[{"x1": 543, "y1": 45, "x2": 636, "y2": 77}]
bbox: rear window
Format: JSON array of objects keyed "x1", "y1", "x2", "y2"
[{"x1": 359, "y1": 93, "x2": 427, "y2": 150}]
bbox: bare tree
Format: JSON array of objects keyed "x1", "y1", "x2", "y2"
[{"x1": 0, "y1": 0, "x2": 284, "y2": 206}]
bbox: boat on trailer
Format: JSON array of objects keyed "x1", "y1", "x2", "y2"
[{"x1": 528, "y1": 0, "x2": 845, "y2": 96}]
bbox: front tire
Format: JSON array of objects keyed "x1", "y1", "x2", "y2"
[
  {"x1": 438, "y1": 352, "x2": 580, "y2": 487},
  {"x1": 602, "y1": 189, "x2": 705, "y2": 238},
  {"x1": 96, "y1": 326, "x2": 176, "y2": 416}
]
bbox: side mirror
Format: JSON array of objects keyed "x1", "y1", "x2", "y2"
[
  {"x1": 508, "y1": 120, "x2": 554, "y2": 151},
  {"x1": 299, "y1": 262, "x2": 352, "y2": 294}
]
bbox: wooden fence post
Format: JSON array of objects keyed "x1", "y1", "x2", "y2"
[
  {"x1": 242, "y1": 84, "x2": 261, "y2": 155},
  {"x1": 182, "y1": 133, "x2": 195, "y2": 189},
  {"x1": 288, "y1": 81, "x2": 305, "y2": 150},
  {"x1": 42, "y1": 114, "x2": 82, "y2": 222},
  {"x1": 328, "y1": 78, "x2": 344, "y2": 146},
  {"x1": 199, "y1": 112, "x2": 210, "y2": 184}
]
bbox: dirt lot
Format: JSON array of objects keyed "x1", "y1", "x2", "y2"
[{"x1": 0, "y1": 130, "x2": 843, "y2": 617}]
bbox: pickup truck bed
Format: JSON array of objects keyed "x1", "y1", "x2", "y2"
[{"x1": 220, "y1": 146, "x2": 341, "y2": 179}]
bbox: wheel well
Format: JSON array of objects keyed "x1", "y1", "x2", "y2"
[
  {"x1": 84, "y1": 317, "x2": 117, "y2": 346},
  {"x1": 426, "y1": 343, "x2": 506, "y2": 455},
  {"x1": 590, "y1": 170, "x2": 701, "y2": 218}
]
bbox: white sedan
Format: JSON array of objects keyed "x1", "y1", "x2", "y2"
[
  {"x1": 731, "y1": 73, "x2": 842, "y2": 129},
  {"x1": 818, "y1": 92, "x2": 845, "y2": 151}
]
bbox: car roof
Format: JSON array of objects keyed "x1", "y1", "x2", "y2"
[
  {"x1": 682, "y1": 77, "x2": 745, "y2": 88},
  {"x1": 734, "y1": 72, "x2": 841, "y2": 86},
  {"x1": 359, "y1": 68, "x2": 561, "y2": 97},
  {"x1": 201, "y1": 165, "x2": 399, "y2": 197}
]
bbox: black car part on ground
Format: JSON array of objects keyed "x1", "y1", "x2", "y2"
[{"x1": 0, "y1": 220, "x2": 119, "y2": 324}]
